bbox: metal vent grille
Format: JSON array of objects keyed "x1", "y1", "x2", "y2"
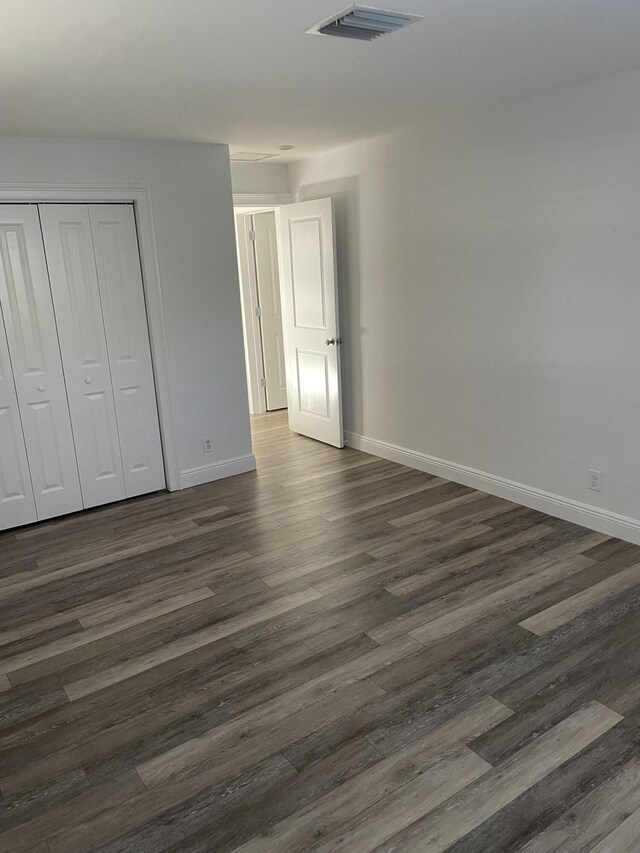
[
  {"x1": 307, "y1": 5, "x2": 423, "y2": 41},
  {"x1": 229, "y1": 152, "x2": 277, "y2": 162}
]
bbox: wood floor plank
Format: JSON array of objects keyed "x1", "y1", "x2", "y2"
[
  {"x1": 321, "y1": 478, "x2": 464, "y2": 522},
  {"x1": 136, "y1": 636, "x2": 419, "y2": 788},
  {"x1": 6, "y1": 584, "x2": 277, "y2": 689},
  {"x1": 45, "y1": 682, "x2": 385, "y2": 852},
  {"x1": 1, "y1": 635, "x2": 377, "y2": 797},
  {"x1": 228, "y1": 696, "x2": 511, "y2": 853},
  {"x1": 262, "y1": 552, "x2": 380, "y2": 588},
  {"x1": 442, "y1": 718, "x2": 640, "y2": 853},
  {"x1": 588, "y1": 805, "x2": 640, "y2": 853},
  {"x1": 0, "y1": 767, "x2": 90, "y2": 834},
  {"x1": 0, "y1": 587, "x2": 216, "y2": 676},
  {"x1": 0, "y1": 409, "x2": 637, "y2": 850},
  {"x1": 240, "y1": 749, "x2": 489, "y2": 853},
  {"x1": 320, "y1": 749, "x2": 489, "y2": 853},
  {"x1": 63, "y1": 588, "x2": 323, "y2": 700},
  {"x1": 0, "y1": 630, "x2": 20, "y2": 647},
  {"x1": 0, "y1": 536, "x2": 180, "y2": 598},
  {"x1": 0, "y1": 771, "x2": 146, "y2": 852},
  {"x1": 520, "y1": 560, "x2": 640, "y2": 635},
  {"x1": 518, "y1": 755, "x2": 640, "y2": 853},
  {"x1": 387, "y1": 492, "x2": 500, "y2": 528},
  {"x1": 406, "y1": 555, "x2": 593, "y2": 646},
  {"x1": 0, "y1": 682, "x2": 69, "y2": 731},
  {"x1": 368, "y1": 552, "x2": 591, "y2": 645},
  {"x1": 57, "y1": 568, "x2": 227, "y2": 631},
  {"x1": 372, "y1": 701, "x2": 622, "y2": 853},
  {"x1": 385, "y1": 524, "x2": 553, "y2": 596},
  {"x1": 281, "y1": 642, "x2": 535, "y2": 771},
  {"x1": 106, "y1": 738, "x2": 382, "y2": 853}
]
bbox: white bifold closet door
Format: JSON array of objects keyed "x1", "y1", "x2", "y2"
[
  {"x1": 0, "y1": 309, "x2": 37, "y2": 528},
  {"x1": 40, "y1": 204, "x2": 126, "y2": 508},
  {"x1": 40, "y1": 204, "x2": 165, "y2": 506},
  {"x1": 0, "y1": 206, "x2": 83, "y2": 521},
  {"x1": 88, "y1": 204, "x2": 164, "y2": 497}
]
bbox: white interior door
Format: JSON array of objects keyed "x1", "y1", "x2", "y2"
[
  {"x1": 88, "y1": 204, "x2": 165, "y2": 497},
  {"x1": 0, "y1": 308, "x2": 37, "y2": 530},
  {"x1": 278, "y1": 198, "x2": 343, "y2": 447},
  {"x1": 253, "y1": 211, "x2": 287, "y2": 411},
  {"x1": 40, "y1": 204, "x2": 126, "y2": 509},
  {"x1": 0, "y1": 205, "x2": 83, "y2": 520}
]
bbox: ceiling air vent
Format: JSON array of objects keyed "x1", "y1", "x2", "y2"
[
  {"x1": 230, "y1": 152, "x2": 277, "y2": 162},
  {"x1": 307, "y1": 5, "x2": 423, "y2": 41}
]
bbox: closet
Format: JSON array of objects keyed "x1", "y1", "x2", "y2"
[{"x1": 0, "y1": 203, "x2": 165, "y2": 532}]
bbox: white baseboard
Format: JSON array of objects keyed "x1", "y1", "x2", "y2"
[
  {"x1": 179, "y1": 454, "x2": 257, "y2": 489},
  {"x1": 345, "y1": 431, "x2": 640, "y2": 546}
]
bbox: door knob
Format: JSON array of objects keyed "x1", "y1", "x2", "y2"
[
  {"x1": 85, "y1": 377, "x2": 94, "y2": 385},
  {"x1": 37, "y1": 385, "x2": 46, "y2": 392},
  {"x1": 325, "y1": 337, "x2": 342, "y2": 346}
]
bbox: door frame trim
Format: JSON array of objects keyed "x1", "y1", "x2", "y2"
[
  {"x1": 0, "y1": 183, "x2": 180, "y2": 491},
  {"x1": 233, "y1": 193, "x2": 292, "y2": 207},
  {"x1": 236, "y1": 211, "x2": 269, "y2": 414}
]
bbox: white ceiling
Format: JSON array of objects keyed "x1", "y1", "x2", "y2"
[{"x1": 3, "y1": 1, "x2": 640, "y2": 161}]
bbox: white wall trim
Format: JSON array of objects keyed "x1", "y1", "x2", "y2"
[
  {"x1": 345, "y1": 430, "x2": 640, "y2": 546},
  {"x1": 233, "y1": 193, "x2": 292, "y2": 207},
  {"x1": 0, "y1": 182, "x2": 181, "y2": 491},
  {"x1": 179, "y1": 453, "x2": 257, "y2": 489}
]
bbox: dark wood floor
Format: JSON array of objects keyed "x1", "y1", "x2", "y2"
[{"x1": 1, "y1": 410, "x2": 640, "y2": 851}]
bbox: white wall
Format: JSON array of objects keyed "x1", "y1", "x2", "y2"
[
  {"x1": 231, "y1": 162, "x2": 290, "y2": 197},
  {"x1": 289, "y1": 68, "x2": 640, "y2": 543},
  {"x1": 0, "y1": 137, "x2": 254, "y2": 488}
]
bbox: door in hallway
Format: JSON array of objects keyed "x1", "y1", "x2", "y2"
[
  {"x1": 278, "y1": 197, "x2": 343, "y2": 448},
  {"x1": 253, "y1": 211, "x2": 287, "y2": 411}
]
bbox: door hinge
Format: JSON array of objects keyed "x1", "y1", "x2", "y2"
[
  {"x1": 248, "y1": 230, "x2": 256, "y2": 242},
  {"x1": 255, "y1": 306, "x2": 262, "y2": 317},
  {"x1": 260, "y1": 378, "x2": 267, "y2": 388}
]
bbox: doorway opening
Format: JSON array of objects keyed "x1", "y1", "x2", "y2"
[
  {"x1": 235, "y1": 206, "x2": 287, "y2": 415},
  {"x1": 235, "y1": 198, "x2": 345, "y2": 450}
]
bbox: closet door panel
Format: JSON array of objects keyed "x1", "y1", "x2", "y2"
[
  {"x1": 39, "y1": 204, "x2": 126, "y2": 509},
  {"x1": 0, "y1": 205, "x2": 83, "y2": 521},
  {"x1": 0, "y1": 309, "x2": 37, "y2": 530},
  {"x1": 89, "y1": 204, "x2": 165, "y2": 496}
]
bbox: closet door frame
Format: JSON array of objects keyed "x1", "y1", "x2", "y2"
[{"x1": 0, "y1": 184, "x2": 179, "y2": 491}]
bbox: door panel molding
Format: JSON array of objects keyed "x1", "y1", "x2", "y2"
[{"x1": 289, "y1": 216, "x2": 327, "y2": 330}]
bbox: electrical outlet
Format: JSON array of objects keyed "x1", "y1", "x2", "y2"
[
  {"x1": 203, "y1": 437, "x2": 213, "y2": 454},
  {"x1": 588, "y1": 469, "x2": 602, "y2": 492}
]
